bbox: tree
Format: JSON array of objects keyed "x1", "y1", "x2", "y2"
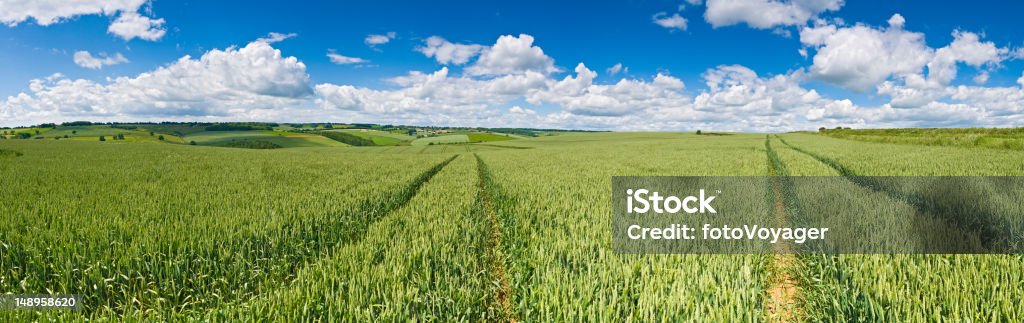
[
  {"x1": 34, "y1": 130, "x2": 40, "y2": 135},
  {"x1": 72, "y1": 130, "x2": 78, "y2": 134},
  {"x1": 158, "y1": 135, "x2": 165, "y2": 141},
  {"x1": 116, "y1": 134, "x2": 125, "y2": 140},
  {"x1": 63, "y1": 135, "x2": 69, "y2": 138},
  {"x1": 150, "y1": 131, "x2": 154, "y2": 136},
  {"x1": 696, "y1": 130, "x2": 702, "y2": 135},
  {"x1": 190, "y1": 141, "x2": 197, "y2": 145},
  {"x1": 99, "y1": 136, "x2": 106, "y2": 142},
  {"x1": 819, "y1": 127, "x2": 826, "y2": 133}
]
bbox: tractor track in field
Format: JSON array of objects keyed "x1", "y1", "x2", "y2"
[
  {"x1": 775, "y1": 135, "x2": 1009, "y2": 252},
  {"x1": 764, "y1": 136, "x2": 801, "y2": 322},
  {"x1": 333, "y1": 154, "x2": 458, "y2": 242},
  {"x1": 474, "y1": 154, "x2": 518, "y2": 322}
]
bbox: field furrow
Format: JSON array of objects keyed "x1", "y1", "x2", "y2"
[
  {"x1": 205, "y1": 154, "x2": 495, "y2": 321},
  {"x1": 474, "y1": 154, "x2": 518, "y2": 322},
  {"x1": 764, "y1": 136, "x2": 802, "y2": 322},
  {"x1": 774, "y1": 134, "x2": 1024, "y2": 321}
]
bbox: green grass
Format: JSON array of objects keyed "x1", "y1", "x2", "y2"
[{"x1": 411, "y1": 134, "x2": 470, "y2": 146}]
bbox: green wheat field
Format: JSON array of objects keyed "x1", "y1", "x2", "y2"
[{"x1": 2, "y1": 126, "x2": 1023, "y2": 321}]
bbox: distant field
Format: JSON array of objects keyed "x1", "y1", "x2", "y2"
[
  {"x1": 273, "y1": 124, "x2": 339, "y2": 132},
  {"x1": 0, "y1": 127, "x2": 53, "y2": 138},
  {"x1": 818, "y1": 127, "x2": 1024, "y2": 150},
  {"x1": 44, "y1": 126, "x2": 127, "y2": 137},
  {"x1": 27, "y1": 125, "x2": 187, "y2": 143},
  {"x1": 467, "y1": 132, "x2": 513, "y2": 142},
  {"x1": 185, "y1": 131, "x2": 348, "y2": 148},
  {"x1": 321, "y1": 129, "x2": 413, "y2": 145},
  {"x1": 333, "y1": 129, "x2": 414, "y2": 146},
  {"x1": 411, "y1": 134, "x2": 470, "y2": 146},
  {"x1": 133, "y1": 124, "x2": 210, "y2": 136}
]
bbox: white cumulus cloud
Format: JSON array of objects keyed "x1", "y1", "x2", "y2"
[
  {"x1": 5, "y1": 30, "x2": 1024, "y2": 131},
  {"x1": 465, "y1": 34, "x2": 559, "y2": 76},
  {"x1": 704, "y1": 0, "x2": 844, "y2": 29},
  {"x1": 926, "y1": 30, "x2": 1006, "y2": 86},
  {"x1": 0, "y1": 0, "x2": 145, "y2": 26},
  {"x1": 73, "y1": 51, "x2": 129, "y2": 69},
  {"x1": 416, "y1": 36, "x2": 485, "y2": 65},
  {"x1": 2, "y1": 40, "x2": 312, "y2": 125},
  {"x1": 887, "y1": 13, "x2": 905, "y2": 29},
  {"x1": 800, "y1": 14, "x2": 932, "y2": 92},
  {"x1": 653, "y1": 12, "x2": 688, "y2": 31},
  {"x1": 364, "y1": 32, "x2": 396, "y2": 48},
  {"x1": 0, "y1": 0, "x2": 168, "y2": 41},
  {"x1": 107, "y1": 11, "x2": 166, "y2": 41}
]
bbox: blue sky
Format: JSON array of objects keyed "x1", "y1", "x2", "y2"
[{"x1": 1, "y1": 0, "x2": 1023, "y2": 130}]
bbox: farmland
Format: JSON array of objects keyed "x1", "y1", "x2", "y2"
[
  {"x1": 1, "y1": 130, "x2": 1023, "y2": 321},
  {"x1": 184, "y1": 130, "x2": 347, "y2": 148},
  {"x1": 411, "y1": 134, "x2": 470, "y2": 146},
  {"x1": 816, "y1": 127, "x2": 1024, "y2": 150},
  {"x1": 2, "y1": 125, "x2": 187, "y2": 143},
  {"x1": 331, "y1": 129, "x2": 414, "y2": 146}
]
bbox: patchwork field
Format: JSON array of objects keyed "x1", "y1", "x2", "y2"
[
  {"x1": 184, "y1": 130, "x2": 348, "y2": 148},
  {"x1": 1, "y1": 130, "x2": 1022, "y2": 321},
  {"x1": 10, "y1": 125, "x2": 187, "y2": 143}
]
